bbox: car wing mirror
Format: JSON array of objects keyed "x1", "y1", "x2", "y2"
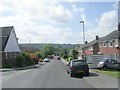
[{"x1": 66, "y1": 64, "x2": 69, "y2": 66}]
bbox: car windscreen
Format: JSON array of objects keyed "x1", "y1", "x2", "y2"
[{"x1": 72, "y1": 60, "x2": 87, "y2": 66}]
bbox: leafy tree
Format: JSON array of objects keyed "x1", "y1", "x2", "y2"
[
  {"x1": 59, "y1": 48, "x2": 68, "y2": 59},
  {"x1": 40, "y1": 44, "x2": 55, "y2": 58},
  {"x1": 69, "y1": 49, "x2": 78, "y2": 59}
]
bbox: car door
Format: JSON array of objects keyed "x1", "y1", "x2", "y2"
[
  {"x1": 107, "y1": 59, "x2": 114, "y2": 69},
  {"x1": 108, "y1": 60, "x2": 117, "y2": 69},
  {"x1": 112, "y1": 60, "x2": 119, "y2": 69}
]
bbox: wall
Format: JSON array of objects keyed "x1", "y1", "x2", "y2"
[
  {"x1": 4, "y1": 28, "x2": 20, "y2": 52},
  {"x1": 93, "y1": 43, "x2": 99, "y2": 54},
  {"x1": 2, "y1": 52, "x2": 20, "y2": 65}
]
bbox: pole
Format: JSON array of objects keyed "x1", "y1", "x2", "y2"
[{"x1": 80, "y1": 21, "x2": 86, "y2": 61}]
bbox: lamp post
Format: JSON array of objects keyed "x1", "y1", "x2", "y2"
[{"x1": 80, "y1": 20, "x2": 86, "y2": 60}]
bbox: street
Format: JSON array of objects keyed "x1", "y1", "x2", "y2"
[{"x1": 2, "y1": 59, "x2": 95, "y2": 88}]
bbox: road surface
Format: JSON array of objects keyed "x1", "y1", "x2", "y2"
[{"x1": 2, "y1": 59, "x2": 96, "y2": 88}]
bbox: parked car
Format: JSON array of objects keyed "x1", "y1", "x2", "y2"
[
  {"x1": 67, "y1": 59, "x2": 89, "y2": 77},
  {"x1": 57, "y1": 56, "x2": 61, "y2": 60},
  {"x1": 97, "y1": 59, "x2": 120, "y2": 70},
  {"x1": 44, "y1": 58, "x2": 50, "y2": 62}
]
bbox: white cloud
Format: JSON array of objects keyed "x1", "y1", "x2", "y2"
[
  {"x1": 0, "y1": 0, "x2": 80, "y2": 44},
  {"x1": 85, "y1": 10, "x2": 117, "y2": 42},
  {"x1": 0, "y1": 1, "x2": 117, "y2": 44},
  {"x1": 0, "y1": 0, "x2": 73, "y2": 24}
]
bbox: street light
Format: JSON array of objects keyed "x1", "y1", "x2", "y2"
[{"x1": 80, "y1": 20, "x2": 86, "y2": 60}]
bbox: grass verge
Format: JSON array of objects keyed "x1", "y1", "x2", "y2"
[{"x1": 92, "y1": 69, "x2": 120, "y2": 79}]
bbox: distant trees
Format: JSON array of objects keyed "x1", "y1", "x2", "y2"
[
  {"x1": 37, "y1": 44, "x2": 78, "y2": 61},
  {"x1": 39, "y1": 44, "x2": 55, "y2": 58},
  {"x1": 59, "y1": 48, "x2": 78, "y2": 61},
  {"x1": 68, "y1": 49, "x2": 78, "y2": 60}
]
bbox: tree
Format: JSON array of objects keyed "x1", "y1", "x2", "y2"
[
  {"x1": 69, "y1": 49, "x2": 78, "y2": 59},
  {"x1": 40, "y1": 44, "x2": 55, "y2": 58},
  {"x1": 59, "y1": 48, "x2": 68, "y2": 59}
]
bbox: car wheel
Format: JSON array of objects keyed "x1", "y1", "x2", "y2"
[
  {"x1": 85, "y1": 72, "x2": 89, "y2": 76},
  {"x1": 102, "y1": 66, "x2": 108, "y2": 70},
  {"x1": 98, "y1": 68, "x2": 102, "y2": 70},
  {"x1": 67, "y1": 70, "x2": 69, "y2": 74},
  {"x1": 70, "y1": 74, "x2": 74, "y2": 77}
]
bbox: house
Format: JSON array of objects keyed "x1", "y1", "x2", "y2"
[
  {"x1": 99, "y1": 30, "x2": 119, "y2": 56},
  {"x1": 82, "y1": 30, "x2": 120, "y2": 61},
  {"x1": 0, "y1": 26, "x2": 21, "y2": 65},
  {"x1": 20, "y1": 45, "x2": 38, "y2": 53}
]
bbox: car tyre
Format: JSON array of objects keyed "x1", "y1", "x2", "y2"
[
  {"x1": 67, "y1": 70, "x2": 69, "y2": 74},
  {"x1": 85, "y1": 72, "x2": 89, "y2": 76},
  {"x1": 70, "y1": 74, "x2": 74, "y2": 77},
  {"x1": 102, "y1": 66, "x2": 108, "y2": 70}
]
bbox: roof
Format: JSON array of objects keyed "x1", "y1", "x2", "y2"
[
  {"x1": 84, "y1": 30, "x2": 118, "y2": 48},
  {"x1": 100, "y1": 30, "x2": 118, "y2": 41},
  {"x1": 0, "y1": 26, "x2": 13, "y2": 51},
  {"x1": 20, "y1": 45, "x2": 38, "y2": 52}
]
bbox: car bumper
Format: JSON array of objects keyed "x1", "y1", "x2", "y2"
[{"x1": 70, "y1": 70, "x2": 89, "y2": 75}]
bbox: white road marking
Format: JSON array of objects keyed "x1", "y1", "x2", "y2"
[{"x1": 2, "y1": 70, "x2": 30, "y2": 81}]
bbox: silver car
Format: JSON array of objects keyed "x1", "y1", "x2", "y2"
[
  {"x1": 97, "y1": 59, "x2": 120, "y2": 70},
  {"x1": 44, "y1": 58, "x2": 50, "y2": 62}
]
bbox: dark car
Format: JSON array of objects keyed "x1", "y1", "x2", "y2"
[
  {"x1": 97, "y1": 59, "x2": 120, "y2": 70},
  {"x1": 67, "y1": 59, "x2": 89, "y2": 77},
  {"x1": 57, "y1": 56, "x2": 61, "y2": 60}
]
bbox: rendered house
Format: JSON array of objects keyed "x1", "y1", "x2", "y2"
[{"x1": 0, "y1": 26, "x2": 21, "y2": 65}]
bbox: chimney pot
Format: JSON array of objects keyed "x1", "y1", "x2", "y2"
[{"x1": 96, "y1": 35, "x2": 99, "y2": 40}]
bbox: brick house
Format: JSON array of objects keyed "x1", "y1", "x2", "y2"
[
  {"x1": 99, "y1": 30, "x2": 119, "y2": 56},
  {"x1": 0, "y1": 26, "x2": 21, "y2": 65},
  {"x1": 83, "y1": 30, "x2": 120, "y2": 60}
]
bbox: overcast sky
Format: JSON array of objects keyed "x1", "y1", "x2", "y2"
[{"x1": 0, "y1": 0, "x2": 119, "y2": 44}]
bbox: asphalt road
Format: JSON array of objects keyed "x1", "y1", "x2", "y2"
[{"x1": 2, "y1": 59, "x2": 96, "y2": 88}]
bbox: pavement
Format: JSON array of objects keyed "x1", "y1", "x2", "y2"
[
  {"x1": 61, "y1": 58, "x2": 119, "y2": 89},
  {"x1": 0, "y1": 62, "x2": 45, "y2": 72}
]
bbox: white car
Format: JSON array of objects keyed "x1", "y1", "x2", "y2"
[{"x1": 44, "y1": 58, "x2": 50, "y2": 62}]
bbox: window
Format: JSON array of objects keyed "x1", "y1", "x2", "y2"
[
  {"x1": 5, "y1": 52, "x2": 8, "y2": 59},
  {"x1": 114, "y1": 39, "x2": 118, "y2": 47},
  {"x1": 103, "y1": 42, "x2": 106, "y2": 47},
  {"x1": 108, "y1": 41, "x2": 113, "y2": 47},
  {"x1": 110, "y1": 42, "x2": 113, "y2": 47},
  {"x1": 99, "y1": 42, "x2": 103, "y2": 47},
  {"x1": 10, "y1": 52, "x2": 12, "y2": 58}
]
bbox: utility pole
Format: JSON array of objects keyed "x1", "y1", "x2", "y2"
[{"x1": 80, "y1": 20, "x2": 86, "y2": 61}]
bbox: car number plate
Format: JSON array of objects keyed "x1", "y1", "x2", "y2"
[{"x1": 77, "y1": 71, "x2": 83, "y2": 73}]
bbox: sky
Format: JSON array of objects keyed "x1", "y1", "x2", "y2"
[{"x1": 0, "y1": 0, "x2": 119, "y2": 44}]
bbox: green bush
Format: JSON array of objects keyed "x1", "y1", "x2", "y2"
[
  {"x1": 2, "y1": 64, "x2": 12, "y2": 68},
  {"x1": 23, "y1": 54, "x2": 34, "y2": 66},
  {"x1": 15, "y1": 53, "x2": 34, "y2": 67},
  {"x1": 15, "y1": 55, "x2": 24, "y2": 67}
]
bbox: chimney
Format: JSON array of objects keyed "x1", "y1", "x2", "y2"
[
  {"x1": 85, "y1": 41, "x2": 88, "y2": 44},
  {"x1": 96, "y1": 35, "x2": 99, "y2": 40}
]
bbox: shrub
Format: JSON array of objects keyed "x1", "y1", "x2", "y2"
[
  {"x1": 2, "y1": 64, "x2": 12, "y2": 68},
  {"x1": 23, "y1": 54, "x2": 34, "y2": 66},
  {"x1": 30, "y1": 54, "x2": 39, "y2": 64},
  {"x1": 63, "y1": 54, "x2": 68, "y2": 59},
  {"x1": 15, "y1": 55, "x2": 24, "y2": 67}
]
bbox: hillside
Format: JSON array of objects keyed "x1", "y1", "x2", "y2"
[{"x1": 20, "y1": 43, "x2": 83, "y2": 50}]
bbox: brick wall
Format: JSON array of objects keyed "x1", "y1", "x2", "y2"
[
  {"x1": 100, "y1": 47, "x2": 118, "y2": 54},
  {"x1": 2, "y1": 52, "x2": 20, "y2": 65}
]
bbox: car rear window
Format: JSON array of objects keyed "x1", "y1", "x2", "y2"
[{"x1": 72, "y1": 60, "x2": 87, "y2": 66}]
